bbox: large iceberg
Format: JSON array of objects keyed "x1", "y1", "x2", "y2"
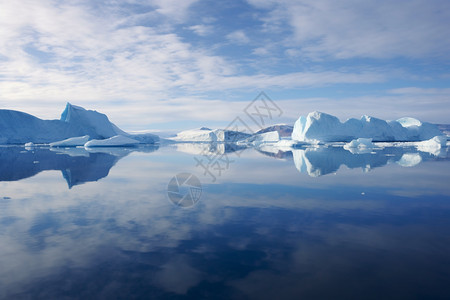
[
  {"x1": 0, "y1": 103, "x2": 159, "y2": 145},
  {"x1": 292, "y1": 111, "x2": 443, "y2": 143}
]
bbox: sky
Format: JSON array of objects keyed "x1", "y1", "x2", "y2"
[{"x1": 0, "y1": 0, "x2": 449, "y2": 131}]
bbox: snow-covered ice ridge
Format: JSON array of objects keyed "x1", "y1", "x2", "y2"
[
  {"x1": 0, "y1": 103, "x2": 159, "y2": 145},
  {"x1": 292, "y1": 111, "x2": 444, "y2": 143}
]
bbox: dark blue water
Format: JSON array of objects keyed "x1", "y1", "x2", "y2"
[{"x1": 0, "y1": 144, "x2": 449, "y2": 299}]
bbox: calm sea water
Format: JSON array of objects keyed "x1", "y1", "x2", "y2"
[{"x1": 1, "y1": 144, "x2": 449, "y2": 299}]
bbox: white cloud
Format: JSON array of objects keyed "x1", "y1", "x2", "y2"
[
  {"x1": 388, "y1": 87, "x2": 450, "y2": 96},
  {"x1": 0, "y1": 1, "x2": 392, "y2": 127},
  {"x1": 0, "y1": 0, "x2": 448, "y2": 129},
  {"x1": 187, "y1": 24, "x2": 213, "y2": 36},
  {"x1": 226, "y1": 30, "x2": 250, "y2": 44},
  {"x1": 151, "y1": 0, "x2": 200, "y2": 21},
  {"x1": 252, "y1": 46, "x2": 271, "y2": 56},
  {"x1": 247, "y1": 0, "x2": 450, "y2": 59}
]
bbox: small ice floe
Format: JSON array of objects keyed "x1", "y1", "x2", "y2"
[{"x1": 343, "y1": 138, "x2": 377, "y2": 153}]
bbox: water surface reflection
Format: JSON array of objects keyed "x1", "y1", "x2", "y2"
[{"x1": 0, "y1": 144, "x2": 449, "y2": 299}]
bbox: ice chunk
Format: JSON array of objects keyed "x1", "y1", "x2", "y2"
[
  {"x1": 239, "y1": 131, "x2": 280, "y2": 146},
  {"x1": 344, "y1": 138, "x2": 376, "y2": 153},
  {"x1": 292, "y1": 111, "x2": 443, "y2": 143},
  {"x1": 170, "y1": 128, "x2": 250, "y2": 143},
  {"x1": 50, "y1": 135, "x2": 90, "y2": 147},
  {"x1": 84, "y1": 135, "x2": 140, "y2": 147},
  {"x1": 344, "y1": 138, "x2": 375, "y2": 149},
  {"x1": 24, "y1": 142, "x2": 35, "y2": 147},
  {"x1": 416, "y1": 135, "x2": 447, "y2": 155},
  {"x1": 171, "y1": 128, "x2": 219, "y2": 142},
  {"x1": 253, "y1": 131, "x2": 280, "y2": 143}
]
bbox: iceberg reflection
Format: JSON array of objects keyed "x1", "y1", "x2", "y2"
[
  {"x1": 1, "y1": 144, "x2": 447, "y2": 188},
  {"x1": 0, "y1": 145, "x2": 158, "y2": 188},
  {"x1": 257, "y1": 145, "x2": 448, "y2": 177}
]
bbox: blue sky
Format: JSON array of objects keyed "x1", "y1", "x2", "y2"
[{"x1": 0, "y1": 0, "x2": 449, "y2": 131}]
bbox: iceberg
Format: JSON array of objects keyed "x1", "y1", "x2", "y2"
[
  {"x1": 60, "y1": 103, "x2": 126, "y2": 138},
  {"x1": 50, "y1": 135, "x2": 90, "y2": 147},
  {"x1": 85, "y1": 135, "x2": 140, "y2": 147},
  {"x1": 251, "y1": 131, "x2": 280, "y2": 144},
  {"x1": 0, "y1": 103, "x2": 159, "y2": 145},
  {"x1": 416, "y1": 135, "x2": 447, "y2": 155},
  {"x1": 171, "y1": 128, "x2": 219, "y2": 142},
  {"x1": 239, "y1": 131, "x2": 280, "y2": 146},
  {"x1": 170, "y1": 128, "x2": 250, "y2": 143},
  {"x1": 292, "y1": 111, "x2": 443, "y2": 143},
  {"x1": 344, "y1": 138, "x2": 375, "y2": 149},
  {"x1": 343, "y1": 138, "x2": 376, "y2": 152}
]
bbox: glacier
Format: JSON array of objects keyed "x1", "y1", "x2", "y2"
[
  {"x1": 292, "y1": 111, "x2": 443, "y2": 143},
  {"x1": 0, "y1": 103, "x2": 159, "y2": 145}
]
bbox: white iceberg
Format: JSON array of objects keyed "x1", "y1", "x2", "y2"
[
  {"x1": 60, "y1": 103, "x2": 126, "y2": 138},
  {"x1": 292, "y1": 111, "x2": 443, "y2": 143},
  {"x1": 50, "y1": 135, "x2": 90, "y2": 147},
  {"x1": 170, "y1": 128, "x2": 250, "y2": 143},
  {"x1": 239, "y1": 131, "x2": 280, "y2": 146},
  {"x1": 416, "y1": 135, "x2": 447, "y2": 155},
  {"x1": 171, "y1": 128, "x2": 218, "y2": 142},
  {"x1": 344, "y1": 138, "x2": 375, "y2": 149},
  {"x1": 84, "y1": 135, "x2": 140, "y2": 147},
  {"x1": 0, "y1": 103, "x2": 159, "y2": 145},
  {"x1": 343, "y1": 138, "x2": 378, "y2": 154},
  {"x1": 252, "y1": 131, "x2": 279, "y2": 144}
]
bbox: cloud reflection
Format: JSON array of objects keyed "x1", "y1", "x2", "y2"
[{"x1": 0, "y1": 144, "x2": 449, "y2": 298}]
